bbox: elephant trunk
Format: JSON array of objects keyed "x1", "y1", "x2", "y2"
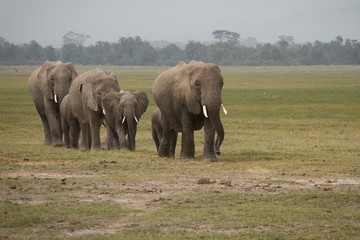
[
  {"x1": 125, "y1": 111, "x2": 136, "y2": 151},
  {"x1": 203, "y1": 98, "x2": 224, "y2": 154},
  {"x1": 208, "y1": 106, "x2": 224, "y2": 154},
  {"x1": 54, "y1": 84, "x2": 70, "y2": 105}
]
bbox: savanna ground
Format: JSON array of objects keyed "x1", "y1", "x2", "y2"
[{"x1": 0, "y1": 65, "x2": 360, "y2": 239}]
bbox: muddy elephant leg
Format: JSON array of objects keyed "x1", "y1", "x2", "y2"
[
  {"x1": 203, "y1": 118, "x2": 217, "y2": 162},
  {"x1": 79, "y1": 123, "x2": 90, "y2": 151}
]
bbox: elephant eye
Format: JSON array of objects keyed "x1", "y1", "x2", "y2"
[{"x1": 194, "y1": 81, "x2": 200, "y2": 88}]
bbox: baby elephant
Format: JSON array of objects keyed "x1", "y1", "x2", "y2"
[
  {"x1": 151, "y1": 107, "x2": 178, "y2": 157},
  {"x1": 60, "y1": 94, "x2": 80, "y2": 148},
  {"x1": 102, "y1": 90, "x2": 149, "y2": 151}
]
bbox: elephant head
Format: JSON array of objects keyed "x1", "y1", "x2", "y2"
[
  {"x1": 38, "y1": 61, "x2": 77, "y2": 105},
  {"x1": 79, "y1": 73, "x2": 120, "y2": 113},
  {"x1": 102, "y1": 90, "x2": 149, "y2": 151},
  {"x1": 175, "y1": 61, "x2": 227, "y2": 153}
]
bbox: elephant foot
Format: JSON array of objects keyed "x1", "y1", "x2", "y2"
[
  {"x1": 52, "y1": 141, "x2": 63, "y2": 147},
  {"x1": 203, "y1": 154, "x2": 218, "y2": 162},
  {"x1": 158, "y1": 152, "x2": 171, "y2": 158},
  {"x1": 80, "y1": 145, "x2": 90, "y2": 151},
  {"x1": 180, "y1": 155, "x2": 195, "y2": 160}
]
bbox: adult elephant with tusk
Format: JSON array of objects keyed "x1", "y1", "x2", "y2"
[
  {"x1": 68, "y1": 68, "x2": 120, "y2": 151},
  {"x1": 102, "y1": 90, "x2": 149, "y2": 151},
  {"x1": 152, "y1": 61, "x2": 228, "y2": 162},
  {"x1": 28, "y1": 61, "x2": 78, "y2": 146}
]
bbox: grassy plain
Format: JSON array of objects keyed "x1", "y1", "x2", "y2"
[{"x1": 0, "y1": 65, "x2": 360, "y2": 239}]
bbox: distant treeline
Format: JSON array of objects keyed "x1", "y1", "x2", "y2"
[{"x1": 1, "y1": 35, "x2": 359, "y2": 66}]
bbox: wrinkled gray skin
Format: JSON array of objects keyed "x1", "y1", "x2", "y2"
[
  {"x1": 68, "y1": 68, "x2": 120, "y2": 150},
  {"x1": 102, "y1": 90, "x2": 149, "y2": 151},
  {"x1": 60, "y1": 94, "x2": 80, "y2": 148},
  {"x1": 153, "y1": 61, "x2": 225, "y2": 162},
  {"x1": 151, "y1": 107, "x2": 178, "y2": 156},
  {"x1": 28, "y1": 61, "x2": 78, "y2": 146}
]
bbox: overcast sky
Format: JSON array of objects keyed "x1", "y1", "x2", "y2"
[{"x1": 1, "y1": 0, "x2": 359, "y2": 47}]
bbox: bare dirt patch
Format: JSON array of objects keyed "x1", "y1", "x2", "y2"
[{"x1": 2, "y1": 168, "x2": 360, "y2": 210}]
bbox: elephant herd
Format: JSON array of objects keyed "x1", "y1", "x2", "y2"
[{"x1": 28, "y1": 60, "x2": 228, "y2": 162}]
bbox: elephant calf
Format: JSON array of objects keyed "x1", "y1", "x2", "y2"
[
  {"x1": 60, "y1": 94, "x2": 80, "y2": 148},
  {"x1": 151, "y1": 107, "x2": 178, "y2": 156},
  {"x1": 102, "y1": 90, "x2": 149, "y2": 151}
]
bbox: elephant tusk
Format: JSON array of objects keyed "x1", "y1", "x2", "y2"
[
  {"x1": 54, "y1": 95, "x2": 57, "y2": 103},
  {"x1": 221, "y1": 104, "x2": 229, "y2": 116},
  {"x1": 134, "y1": 116, "x2": 139, "y2": 123},
  {"x1": 122, "y1": 116, "x2": 126, "y2": 124},
  {"x1": 102, "y1": 108, "x2": 106, "y2": 115},
  {"x1": 203, "y1": 105, "x2": 208, "y2": 118}
]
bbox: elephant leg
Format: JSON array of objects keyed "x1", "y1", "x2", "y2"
[
  {"x1": 70, "y1": 118, "x2": 80, "y2": 149},
  {"x1": 79, "y1": 123, "x2": 90, "y2": 151},
  {"x1": 106, "y1": 126, "x2": 118, "y2": 150},
  {"x1": 90, "y1": 121, "x2": 102, "y2": 150},
  {"x1": 39, "y1": 114, "x2": 52, "y2": 145},
  {"x1": 118, "y1": 127, "x2": 128, "y2": 150},
  {"x1": 62, "y1": 118, "x2": 70, "y2": 148},
  {"x1": 169, "y1": 131, "x2": 178, "y2": 157},
  {"x1": 158, "y1": 126, "x2": 176, "y2": 158},
  {"x1": 152, "y1": 127, "x2": 160, "y2": 151},
  {"x1": 203, "y1": 118, "x2": 217, "y2": 162},
  {"x1": 180, "y1": 129, "x2": 195, "y2": 160},
  {"x1": 44, "y1": 101, "x2": 62, "y2": 147},
  {"x1": 47, "y1": 114, "x2": 63, "y2": 147}
]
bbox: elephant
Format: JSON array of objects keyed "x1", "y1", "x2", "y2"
[
  {"x1": 102, "y1": 90, "x2": 149, "y2": 151},
  {"x1": 28, "y1": 61, "x2": 78, "y2": 146},
  {"x1": 152, "y1": 61, "x2": 228, "y2": 162},
  {"x1": 68, "y1": 68, "x2": 120, "y2": 150},
  {"x1": 151, "y1": 107, "x2": 178, "y2": 156},
  {"x1": 60, "y1": 94, "x2": 80, "y2": 148}
]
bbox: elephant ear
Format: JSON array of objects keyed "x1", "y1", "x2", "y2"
[
  {"x1": 133, "y1": 91, "x2": 149, "y2": 119},
  {"x1": 64, "y1": 62, "x2": 78, "y2": 82},
  {"x1": 37, "y1": 61, "x2": 54, "y2": 100},
  {"x1": 80, "y1": 82, "x2": 98, "y2": 112},
  {"x1": 183, "y1": 63, "x2": 202, "y2": 115},
  {"x1": 102, "y1": 91, "x2": 122, "y2": 117}
]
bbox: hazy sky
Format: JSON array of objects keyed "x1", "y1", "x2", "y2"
[{"x1": 1, "y1": 0, "x2": 359, "y2": 47}]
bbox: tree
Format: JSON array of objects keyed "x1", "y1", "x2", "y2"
[
  {"x1": 185, "y1": 41, "x2": 208, "y2": 61},
  {"x1": 278, "y1": 35, "x2": 294, "y2": 50},
  {"x1": 336, "y1": 35, "x2": 343, "y2": 45},
  {"x1": 62, "y1": 31, "x2": 90, "y2": 46},
  {"x1": 212, "y1": 30, "x2": 240, "y2": 45}
]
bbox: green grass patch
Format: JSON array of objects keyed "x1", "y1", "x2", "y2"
[{"x1": 1, "y1": 65, "x2": 360, "y2": 239}]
